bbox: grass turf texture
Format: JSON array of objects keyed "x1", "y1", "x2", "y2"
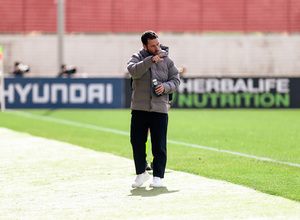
[{"x1": 0, "y1": 109, "x2": 299, "y2": 201}]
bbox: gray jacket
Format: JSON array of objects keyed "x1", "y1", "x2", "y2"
[{"x1": 127, "y1": 45, "x2": 180, "y2": 114}]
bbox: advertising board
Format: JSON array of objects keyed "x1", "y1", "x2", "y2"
[
  {"x1": 2, "y1": 78, "x2": 123, "y2": 108},
  {"x1": 171, "y1": 78, "x2": 300, "y2": 108}
]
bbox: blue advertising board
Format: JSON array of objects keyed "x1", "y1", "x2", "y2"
[{"x1": 2, "y1": 78, "x2": 123, "y2": 108}]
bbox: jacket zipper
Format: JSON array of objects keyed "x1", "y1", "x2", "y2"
[{"x1": 149, "y1": 67, "x2": 153, "y2": 111}]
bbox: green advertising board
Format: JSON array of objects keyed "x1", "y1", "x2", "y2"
[{"x1": 171, "y1": 78, "x2": 300, "y2": 108}]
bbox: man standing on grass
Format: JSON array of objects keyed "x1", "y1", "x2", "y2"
[{"x1": 127, "y1": 30, "x2": 180, "y2": 188}]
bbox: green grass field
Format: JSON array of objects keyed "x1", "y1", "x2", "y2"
[{"x1": 0, "y1": 109, "x2": 299, "y2": 202}]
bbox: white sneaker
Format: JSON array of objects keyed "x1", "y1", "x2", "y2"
[
  {"x1": 131, "y1": 172, "x2": 150, "y2": 188},
  {"x1": 150, "y1": 177, "x2": 164, "y2": 188}
]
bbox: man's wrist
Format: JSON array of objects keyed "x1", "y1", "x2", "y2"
[{"x1": 152, "y1": 56, "x2": 156, "y2": 63}]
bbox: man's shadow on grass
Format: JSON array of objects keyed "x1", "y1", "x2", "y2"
[{"x1": 128, "y1": 187, "x2": 179, "y2": 197}]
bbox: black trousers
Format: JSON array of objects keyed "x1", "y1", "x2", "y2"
[{"x1": 130, "y1": 110, "x2": 168, "y2": 178}]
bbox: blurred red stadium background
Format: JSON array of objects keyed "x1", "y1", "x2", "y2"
[{"x1": 0, "y1": 0, "x2": 299, "y2": 34}]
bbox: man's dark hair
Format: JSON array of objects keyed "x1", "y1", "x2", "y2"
[{"x1": 141, "y1": 30, "x2": 158, "y2": 46}]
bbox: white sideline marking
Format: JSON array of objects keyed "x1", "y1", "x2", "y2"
[
  {"x1": 167, "y1": 140, "x2": 300, "y2": 168},
  {"x1": 7, "y1": 110, "x2": 300, "y2": 168}
]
